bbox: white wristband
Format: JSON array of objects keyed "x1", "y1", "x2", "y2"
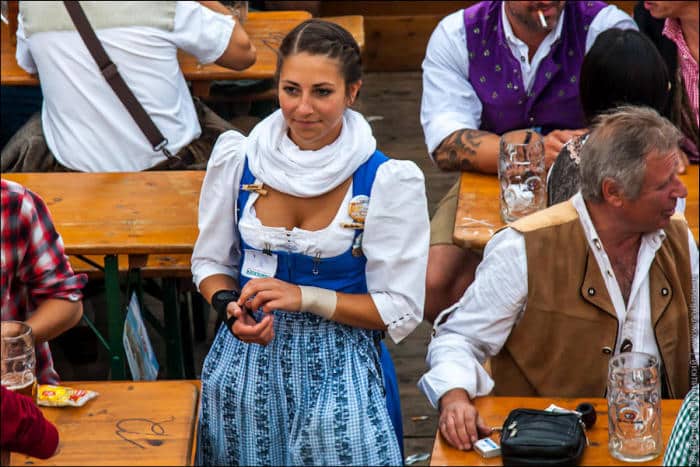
[{"x1": 299, "y1": 285, "x2": 337, "y2": 320}]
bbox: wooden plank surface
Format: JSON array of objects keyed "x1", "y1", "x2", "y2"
[
  {"x1": 10, "y1": 380, "x2": 200, "y2": 466},
  {"x1": 431, "y1": 397, "x2": 682, "y2": 466},
  {"x1": 453, "y1": 171, "x2": 504, "y2": 250},
  {"x1": 1, "y1": 11, "x2": 312, "y2": 86},
  {"x1": 1, "y1": 11, "x2": 368, "y2": 89},
  {"x1": 363, "y1": 15, "x2": 443, "y2": 72},
  {"x1": 683, "y1": 164, "x2": 700, "y2": 241},
  {"x1": 2, "y1": 171, "x2": 204, "y2": 255},
  {"x1": 324, "y1": 15, "x2": 365, "y2": 51},
  {"x1": 454, "y1": 165, "x2": 700, "y2": 250},
  {"x1": 176, "y1": 11, "x2": 311, "y2": 84}
]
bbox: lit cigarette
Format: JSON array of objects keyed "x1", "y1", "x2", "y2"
[{"x1": 537, "y1": 10, "x2": 547, "y2": 28}]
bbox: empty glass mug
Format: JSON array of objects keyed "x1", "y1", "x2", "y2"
[
  {"x1": 1, "y1": 321, "x2": 37, "y2": 402},
  {"x1": 498, "y1": 129, "x2": 546, "y2": 223},
  {"x1": 607, "y1": 351, "x2": 662, "y2": 462}
]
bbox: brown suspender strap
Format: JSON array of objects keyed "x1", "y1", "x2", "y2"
[{"x1": 62, "y1": 1, "x2": 177, "y2": 160}]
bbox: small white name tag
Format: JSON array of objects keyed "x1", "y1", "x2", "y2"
[{"x1": 241, "y1": 249, "x2": 278, "y2": 279}]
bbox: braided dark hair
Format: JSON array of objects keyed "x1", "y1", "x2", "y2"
[{"x1": 275, "y1": 19, "x2": 362, "y2": 94}]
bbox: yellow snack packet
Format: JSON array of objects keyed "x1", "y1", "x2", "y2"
[{"x1": 37, "y1": 384, "x2": 99, "y2": 407}]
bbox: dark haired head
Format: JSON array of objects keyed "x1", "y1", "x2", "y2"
[
  {"x1": 275, "y1": 19, "x2": 362, "y2": 94},
  {"x1": 579, "y1": 28, "x2": 671, "y2": 124}
]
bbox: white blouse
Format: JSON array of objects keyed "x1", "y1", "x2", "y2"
[{"x1": 191, "y1": 130, "x2": 430, "y2": 343}]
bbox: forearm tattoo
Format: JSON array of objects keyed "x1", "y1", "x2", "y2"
[{"x1": 433, "y1": 129, "x2": 490, "y2": 171}]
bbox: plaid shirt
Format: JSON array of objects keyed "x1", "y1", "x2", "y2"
[
  {"x1": 664, "y1": 386, "x2": 699, "y2": 466},
  {"x1": 663, "y1": 18, "x2": 699, "y2": 164},
  {"x1": 663, "y1": 18, "x2": 699, "y2": 124},
  {"x1": 1, "y1": 179, "x2": 87, "y2": 384}
]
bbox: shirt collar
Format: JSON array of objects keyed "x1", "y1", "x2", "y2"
[
  {"x1": 662, "y1": 17, "x2": 697, "y2": 67},
  {"x1": 500, "y1": 2, "x2": 565, "y2": 50},
  {"x1": 571, "y1": 192, "x2": 667, "y2": 252},
  {"x1": 662, "y1": 17, "x2": 683, "y2": 43}
]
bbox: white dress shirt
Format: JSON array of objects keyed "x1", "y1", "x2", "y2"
[
  {"x1": 420, "y1": 3, "x2": 638, "y2": 156},
  {"x1": 16, "y1": 2, "x2": 234, "y2": 172},
  {"x1": 191, "y1": 130, "x2": 430, "y2": 343},
  {"x1": 418, "y1": 192, "x2": 699, "y2": 408}
]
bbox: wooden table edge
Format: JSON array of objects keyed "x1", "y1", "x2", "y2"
[{"x1": 452, "y1": 170, "x2": 502, "y2": 250}]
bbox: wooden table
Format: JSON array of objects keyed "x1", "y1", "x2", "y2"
[
  {"x1": 9, "y1": 380, "x2": 200, "y2": 466},
  {"x1": 430, "y1": 396, "x2": 683, "y2": 466},
  {"x1": 454, "y1": 164, "x2": 700, "y2": 249},
  {"x1": 2, "y1": 172, "x2": 204, "y2": 380},
  {"x1": 1, "y1": 11, "x2": 365, "y2": 97}
]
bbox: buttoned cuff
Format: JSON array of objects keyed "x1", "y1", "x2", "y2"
[{"x1": 370, "y1": 291, "x2": 422, "y2": 344}]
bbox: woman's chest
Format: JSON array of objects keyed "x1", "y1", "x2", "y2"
[{"x1": 253, "y1": 180, "x2": 351, "y2": 231}]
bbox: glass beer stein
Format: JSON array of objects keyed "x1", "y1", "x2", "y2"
[
  {"x1": 498, "y1": 129, "x2": 546, "y2": 223},
  {"x1": 1, "y1": 321, "x2": 37, "y2": 402},
  {"x1": 607, "y1": 352, "x2": 662, "y2": 462}
]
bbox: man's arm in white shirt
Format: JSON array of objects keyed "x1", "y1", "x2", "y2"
[
  {"x1": 420, "y1": 11, "x2": 585, "y2": 174},
  {"x1": 420, "y1": 11, "x2": 501, "y2": 174},
  {"x1": 418, "y1": 227, "x2": 528, "y2": 406},
  {"x1": 420, "y1": 6, "x2": 635, "y2": 175},
  {"x1": 197, "y1": 1, "x2": 256, "y2": 70},
  {"x1": 417, "y1": 227, "x2": 528, "y2": 449}
]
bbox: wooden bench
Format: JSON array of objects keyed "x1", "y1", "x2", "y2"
[{"x1": 69, "y1": 254, "x2": 193, "y2": 279}]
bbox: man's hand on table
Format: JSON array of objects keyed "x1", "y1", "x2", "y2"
[
  {"x1": 438, "y1": 388, "x2": 492, "y2": 451},
  {"x1": 543, "y1": 129, "x2": 587, "y2": 168}
]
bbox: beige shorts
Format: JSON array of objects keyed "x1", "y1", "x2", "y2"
[{"x1": 430, "y1": 180, "x2": 460, "y2": 246}]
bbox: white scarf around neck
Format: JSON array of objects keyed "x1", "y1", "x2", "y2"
[{"x1": 245, "y1": 109, "x2": 377, "y2": 197}]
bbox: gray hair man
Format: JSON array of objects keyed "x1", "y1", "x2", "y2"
[{"x1": 419, "y1": 105, "x2": 698, "y2": 451}]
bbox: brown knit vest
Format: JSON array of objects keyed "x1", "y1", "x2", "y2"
[{"x1": 491, "y1": 201, "x2": 692, "y2": 398}]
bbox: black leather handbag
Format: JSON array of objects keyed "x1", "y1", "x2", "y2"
[{"x1": 499, "y1": 408, "x2": 587, "y2": 466}]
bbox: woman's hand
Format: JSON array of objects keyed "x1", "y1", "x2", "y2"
[
  {"x1": 226, "y1": 301, "x2": 275, "y2": 346},
  {"x1": 238, "y1": 278, "x2": 302, "y2": 313}
]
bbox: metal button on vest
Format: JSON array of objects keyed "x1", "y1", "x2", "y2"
[
  {"x1": 661, "y1": 288, "x2": 669, "y2": 296},
  {"x1": 602, "y1": 346, "x2": 613, "y2": 355},
  {"x1": 587, "y1": 287, "x2": 595, "y2": 296}
]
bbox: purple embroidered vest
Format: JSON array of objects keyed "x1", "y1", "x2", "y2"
[{"x1": 464, "y1": 1, "x2": 606, "y2": 135}]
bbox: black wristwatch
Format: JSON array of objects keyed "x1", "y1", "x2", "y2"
[{"x1": 212, "y1": 289, "x2": 240, "y2": 336}]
